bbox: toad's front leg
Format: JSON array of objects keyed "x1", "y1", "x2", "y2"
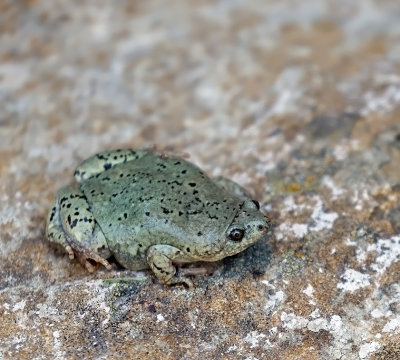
[
  {"x1": 46, "y1": 186, "x2": 112, "y2": 272},
  {"x1": 146, "y1": 245, "x2": 196, "y2": 288}
]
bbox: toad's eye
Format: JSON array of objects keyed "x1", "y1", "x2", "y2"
[
  {"x1": 229, "y1": 228, "x2": 245, "y2": 241},
  {"x1": 251, "y1": 200, "x2": 260, "y2": 210}
]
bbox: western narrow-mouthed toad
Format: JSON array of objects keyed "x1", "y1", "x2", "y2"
[{"x1": 46, "y1": 148, "x2": 270, "y2": 287}]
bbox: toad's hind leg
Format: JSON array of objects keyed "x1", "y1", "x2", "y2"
[
  {"x1": 46, "y1": 186, "x2": 112, "y2": 272},
  {"x1": 74, "y1": 148, "x2": 151, "y2": 182}
]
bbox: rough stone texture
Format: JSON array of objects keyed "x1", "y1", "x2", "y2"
[{"x1": 1, "y1": 0, "x2": 400, "y2": 359}]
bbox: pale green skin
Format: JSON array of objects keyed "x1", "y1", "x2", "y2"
[{"x1": 46, "y1": 149, "x2": 270, "y2": 287}]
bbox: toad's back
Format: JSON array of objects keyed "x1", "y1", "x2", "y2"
[{"x1": 80, "y1": 152, "x2": 241, "y2": 266}]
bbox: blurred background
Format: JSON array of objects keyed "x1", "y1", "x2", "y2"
[{"x1": 2, "y1": 0, "x2": 399, "y2": 177}]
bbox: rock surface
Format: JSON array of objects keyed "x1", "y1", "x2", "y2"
[{"x1": 1, "y1": 0, "x2": 400, "y2": 359}]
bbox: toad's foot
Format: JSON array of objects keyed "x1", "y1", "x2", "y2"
[
  {"x1": 168, "y1": 275, "x2": 194, "y2": 289},
  {"x1": 67, "y1": 245, "x2": 112, "y2": 272}
]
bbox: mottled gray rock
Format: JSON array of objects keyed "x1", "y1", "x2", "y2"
[{"x1": 1, "y1": 0, "x2": 399, "y2": 359}]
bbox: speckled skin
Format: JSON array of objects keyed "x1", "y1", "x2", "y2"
[{"x1": 46, "y1": 149, "x2": 270, "y2": 287}]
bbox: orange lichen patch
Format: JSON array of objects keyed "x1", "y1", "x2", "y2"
[
  {"x1": 276, "y1": 182, "x2": 301, "y2": 195},
  {"x1": 294, "y1": 252, "x2": 313, "y2": 263},
  {"x1": 272, "y1": 173, "x2": 321, "y2": 196},
  {"x1": 286, "y1": 183, "x2": 301, "y2": 193}
]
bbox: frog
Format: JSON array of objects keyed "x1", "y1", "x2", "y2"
[{"x1": 46, "y1": 148, "x2": 271, "y2": 287}]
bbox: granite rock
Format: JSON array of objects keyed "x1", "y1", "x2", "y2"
[{"x1": 1, "y1": 0, "x2": 400, "y2": 359}]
